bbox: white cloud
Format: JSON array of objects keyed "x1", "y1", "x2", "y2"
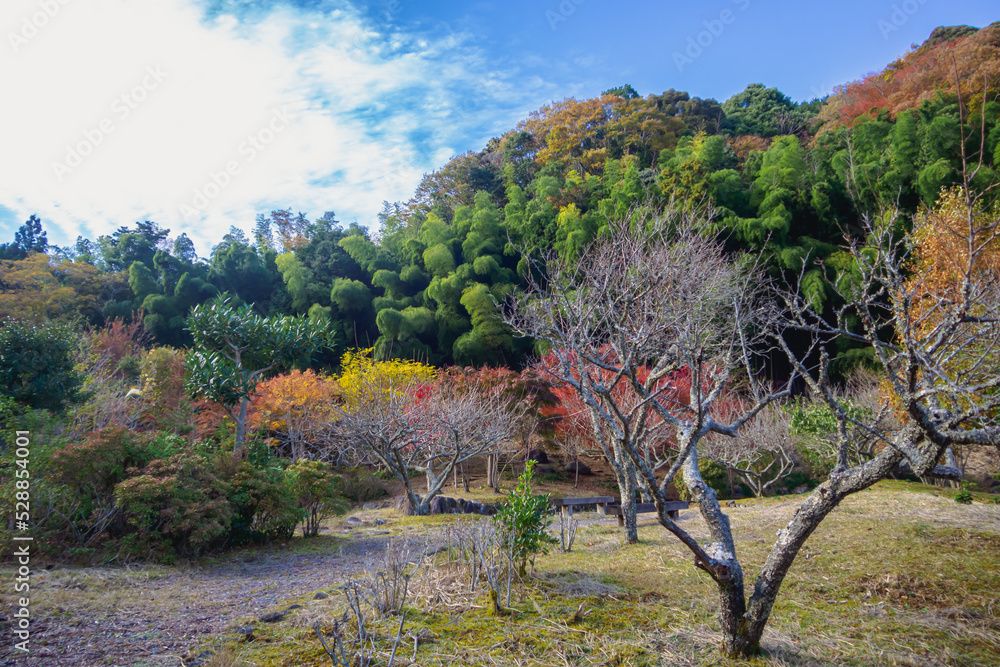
[{"x1": 0, "y1": 0, "x2": 546, "y2": 256}]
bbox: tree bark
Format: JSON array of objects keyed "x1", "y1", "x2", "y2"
[
  {"x1": 233, "y1": 397, "x2": 250, "y2": 457},
  {"x1": 705, "y1": 432, "x2": 913, "y2": 656},
  {"x1": 487, "y1": 453, "x2": 500, "y2": 492},
  {"x1": 615, "y1": 453, "x2": 639, "y2": 544},
  {"x1": 717, "y1": 572, "x2": 753, "y2": 657}
]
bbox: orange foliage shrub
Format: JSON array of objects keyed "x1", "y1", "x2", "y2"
[
  {"x1": 727, "y1": 135, "x2": 772, "y2": 162},
  {"x1": 252, "y1": 369, "x2": 340, "y2": 460}
]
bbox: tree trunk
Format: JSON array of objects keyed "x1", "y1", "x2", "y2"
[
  {"x1": 487, "y1": 453, "x2": 500, "y2": 492},
  {"x1": 615, "y1": 456, "x2": 639, "y2": 544},
  {"x1": 233, "y1": 397, "x2": 250, "y2": 457},
  {"x1": 717, "y1": 574, "x2": 756, "y2": 657},
  {"x1": 410, "y1": 491, "x2": 431, "y2": 516},
  {"x1": 738, "y1": 444, "x2": 908, "y2": 648}
]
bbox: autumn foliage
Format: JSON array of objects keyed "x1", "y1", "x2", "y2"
[
  {"x1": 519, "y1": 94, "x2": 686, "y2": 175},
  {"x1": 908, "y1": 186, "x2": 1000, "y2": 320},
  {"x1": 819, "y1": 23, "x2": 1000, "y2": 130},
  {"x1": 252, "y1": 369, "x2": 340, "y2": 459},
  {"x1": 336, "y1": 346, "x2": 437, "y2": 405},
  {"x1": 0, "y1": 253, "x2": 126, "y2": 324},
  {"x1": 535, "y1": 349, "x2": 688, "y2": 465}
]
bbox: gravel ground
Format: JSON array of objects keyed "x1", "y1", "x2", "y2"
[{"x1": 0, "y1": 522, "x2": 440, "y2": 667}]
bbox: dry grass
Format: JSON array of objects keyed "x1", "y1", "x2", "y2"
[
  {"x1": 3, "y1": 479, "x2": 997, "y2": 666},
  {"x1": 211, "y1": 480, "x2": 1000, "y2": 666},
  {"x1": 204, "y1": 643, "x2": 252, "y2": 667}
]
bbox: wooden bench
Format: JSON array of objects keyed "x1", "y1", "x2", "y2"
[
  {"x1": 601, "y1": 501, "x2": 690, "y2": 525},
  {"x1": 550, "y1": 497, "x2": 690, "y2": 524},
  {"x1": 550, "y1": 496, "x2": 614, "y2": 521}
]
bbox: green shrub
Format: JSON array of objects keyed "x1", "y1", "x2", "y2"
[
  {"x1": 494, "y1": 461, "x2": 558, "y2": 576},
  {"x1": 45, "y1": 427, "x2": 183, "y2": 546},
  {"x1": 955, "y1": 489, "x2": 974, "y2": 505},
  {"x1": 50, "y1": 427, "x2": 181, "y2": 502},
  {"x1": 286, "y1": 460, "x2": 348, "y2": 537},
  {"x1": 114, "y1": 453, "x2": 232, "y2": 559},
  {"x1": 0, "y1": 394, "x2": 18, "y2": 444},
  {"x1": 0, "y1": 319, "x2": 82, "y2": 412},
  {"x1": 226, "y1": 459, "x2": 301, "y2": 545},
  {"x1": 675, "y1": 460, "x2": 733, "y2": 500}
]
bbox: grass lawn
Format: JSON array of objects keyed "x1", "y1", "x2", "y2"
[{"x1": 198, "y1": 480, "x2": 1000, "y2": 666}]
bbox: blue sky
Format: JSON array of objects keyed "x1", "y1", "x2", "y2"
[{"x1": 1, "y1": 0, "x2": 996, "y2": 256}]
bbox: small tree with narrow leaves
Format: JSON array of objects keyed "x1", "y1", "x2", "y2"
[
  {"x1": 494, "y1": 460, "x2": 558, "y2": 577},
  {"x1": 185, "y1": 297, "x2": 327, "y2": 456}
]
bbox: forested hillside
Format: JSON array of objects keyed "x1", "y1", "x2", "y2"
[
  {"x1": 3, "y1": 22, "x2": 998, "y2": 370},
  {"x1": 4, "y1": 18, "x2": 1000, "y2": 665}
]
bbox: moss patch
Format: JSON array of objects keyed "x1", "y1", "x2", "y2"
[{"x1": 199, "y1": 483, "x2": 1000, "y2": 665}]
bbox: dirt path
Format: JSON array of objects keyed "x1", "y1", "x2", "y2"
[
  {"x1": 4, "y1": 485, "x2": 996, "y2": 667},
  {"x1": 1, "y1": 525, "x2": 440, "y2": 667}
]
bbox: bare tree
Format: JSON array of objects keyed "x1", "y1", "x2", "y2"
[
  {"x1": 507, "y1": 189, "x2": 1000, "y2": 656},
  {"x1": 703, "y1": 405, "x2": 797, "y2": 498},
  {"x1": 534, "y1": 350, "x2": 673, "y2": 542},
  {"x1": 335, "y1": 373, "x2": 522, "y2": 515},
  {"x1": 506, "y1": 205, "x2": 793, "y2": 657},
  {"x1": 744, "y1": 193, "x2": 995, "y2": 651},
  {"x1": 552, "y1": 431, "x2": 587, "y2": 488}
]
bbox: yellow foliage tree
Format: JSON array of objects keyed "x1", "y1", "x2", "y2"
[
  {"x1": 903, "y1": 186, "x2": 1000, "y2": 467},
  {"x1": 0, "y1": 253, "x2": 76, "y2": 322},
  {"x1": 0, "y1": 253, "x2": 120, "y2": 323},
  {"x1": 908, "y1": 186, "x2": 1000, "y2": 325},
  {"x1": 336, "y1": 347, "x2": 437, "y2": 406}
]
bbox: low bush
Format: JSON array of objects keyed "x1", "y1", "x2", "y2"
[
  {"x1": 494, "y1": 460, "x2": 557, "y2": 577},
  {"x1": 226, "y1": 459, "x2": 301, "y2": 545},
  {"x1": 50, "y1": 426, "x2": 182, "y2": 503},
  {"x1": 286, "y1": 459, "x2": 348, "y2": 537},
  {"x1": 44, "y1": 426, "x2": 184, "y2": 547},
  {"x1": 115, "y1": 453, "x2": 233, "y2": 560},
  {"x1": 2, "y1": 423, "x2": 351, "y2": 563}
]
